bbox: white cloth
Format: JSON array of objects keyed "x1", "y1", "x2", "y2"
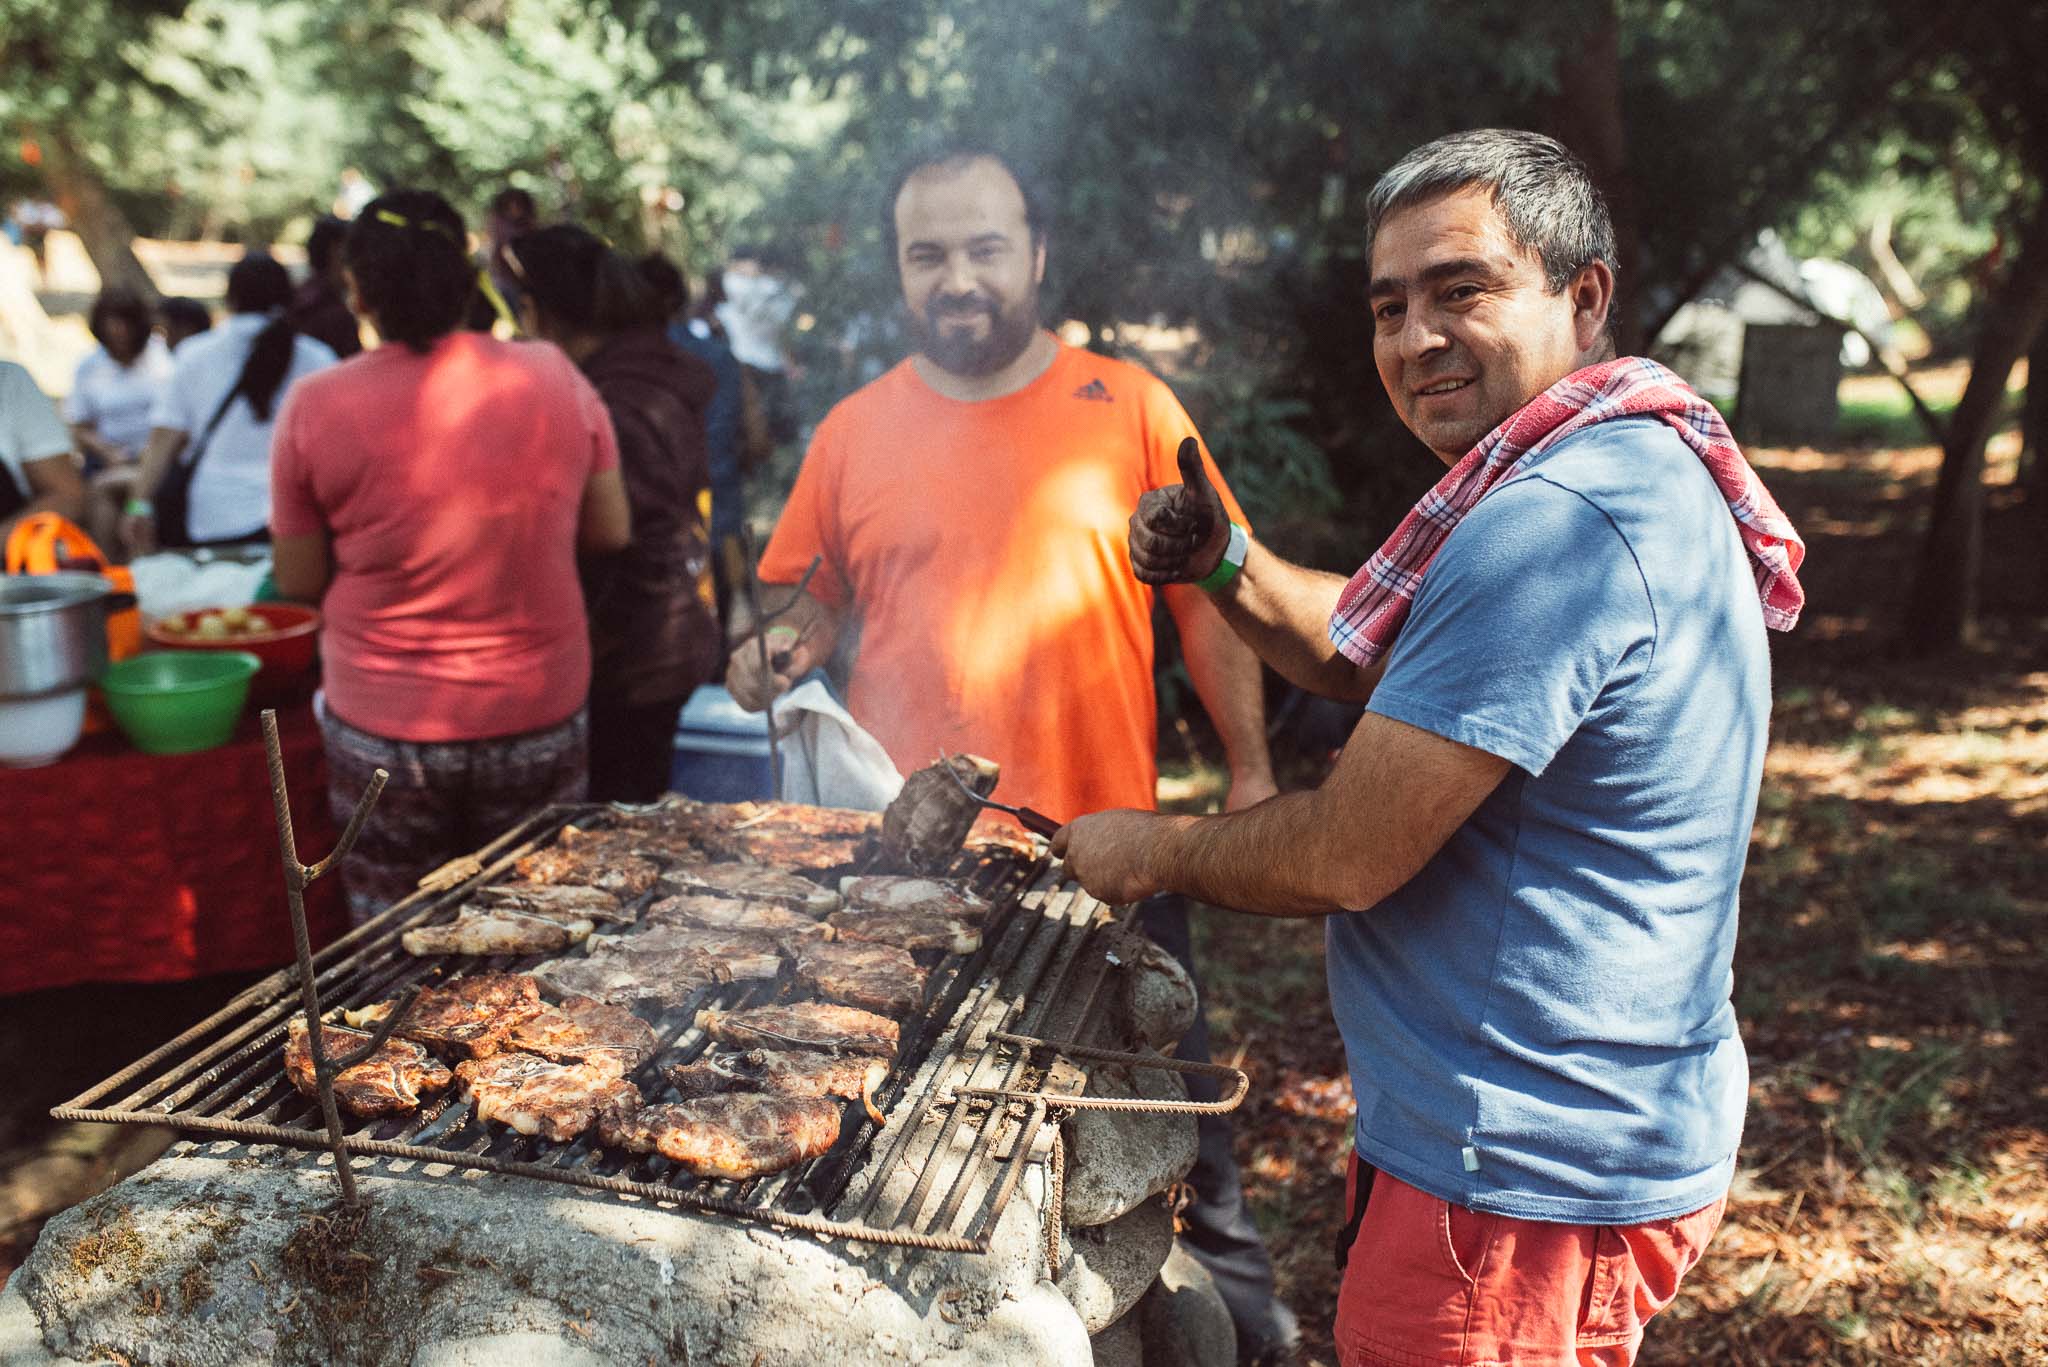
[
  {"x1": 127, "y1": 550, "x2": 272, "y2": 623},
  {"x1": 0, "y1": 359, "x2": 71, "y2": 499},
  {"x1": 64, "y1": 338, "x2": 172, "y2": 459},
  {"x1": 148, "y1": 313, "x2": 336, "y2": 542},
  {"x1": 770, "y1": 677, "x2": 904, "y2": 811},
  {"x1": 716, "y1": 271, "x2": 797, "y2": 372}
]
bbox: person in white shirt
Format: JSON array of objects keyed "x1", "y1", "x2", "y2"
[
  {"x1": 66, "y1": 289, "x2": 173, "y2": 470},
  {"x1": 0, "y1": 360, "x2": 87, "y2": 539},
  {"x1": 122, "y1": 253, "x2": 336, "y2": 551}
]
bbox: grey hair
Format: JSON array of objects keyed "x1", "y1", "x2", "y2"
[{"x1": 1364, "y1": 129, "x2": 1617, "y2": 292}]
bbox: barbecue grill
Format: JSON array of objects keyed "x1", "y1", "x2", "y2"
[{"x1": 51, "y1": 780, "x2": 1243, "y2": 1257}]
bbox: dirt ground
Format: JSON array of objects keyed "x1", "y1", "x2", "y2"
[{"x1": 1190, "y1": 375, "x2": 2047, "y2": 1364}]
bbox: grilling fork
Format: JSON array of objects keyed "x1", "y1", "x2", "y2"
[{"x1": 935, "y1": 751, "x2": 1064, "y2": 838}]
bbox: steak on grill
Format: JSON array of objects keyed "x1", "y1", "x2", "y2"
[
  {"x1": 514, "y1": 844, "x2": 660, "y2": 899},
  {"x1": 696, "y1": 1002, "x2": 899, "y2": 1059},
  {"x1": 825, "y1": 907, "x2": 981, "y2": 956},
  {"x1": 401, "y1": 905, "x2": 593, "y2": 957},
  {"x1": 664, "y1": 1048, "x2": 889, "y2": 1125},
  {"x1": 646, "y1": 893, "x2": 831, "y2": 939},
  {"x1": 346, "y1": 973, "x2": 543, "y2": 1060},
  {"x1": 478, "y1": 883, "x2": 633, "y2": 924},
  {"x1": 456, "y1": 1052, "x2": 640, "y2": 1142},
  {"x1": 504, "y1": 995, "x2": 659, "y2": 1070},
  {"x1": 283, "y1": 1017, "x2": 453, "y2": 1118},
  {"x1": 838, "y1": 876, "x2": 993, "y2": 925},
  {"x1": 791, "y1": 940, "x2": 926, "y2": 1017},
  {"x1": 531, "y1": 947, "x2": 717, "y2": 1008},
  {"x1": 656, "y1": 862, "x2": 839, "y2": 916},
  {"x1": 597, "y1": 1094, "x2": 844, "y2": 1179},
  {"x1": 586, "y1": 925, "x2": 785, "y2": 982}
]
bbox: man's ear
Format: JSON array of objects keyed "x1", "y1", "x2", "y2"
[
  {"x1": 1570, "y1": 260, "x2": 1616, "y2": 355},
  {"x1": 1032, "y1": 234, "x2": 1047, "y2": 288}
]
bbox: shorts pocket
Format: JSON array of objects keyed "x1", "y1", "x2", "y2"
[
  {"x1": 1440, "y1": 1199, "x2": 1496, "y2": 1287},
  {"x1": 1575, "y1": 1225, "x2": 1637, "y2": 1346}
]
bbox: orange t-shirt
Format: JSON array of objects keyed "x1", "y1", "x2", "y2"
[{"x1": 758, "y1": 341, "x2": 1248, "y2": 821}]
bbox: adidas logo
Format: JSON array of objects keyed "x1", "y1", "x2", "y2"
[{"x1": 1073, "y1": 378, "x2": 1113, "y2": 402}]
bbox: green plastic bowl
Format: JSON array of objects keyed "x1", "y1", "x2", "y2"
[{"x1": 99, "y1": 650, "x2": 261, "y2": 755}]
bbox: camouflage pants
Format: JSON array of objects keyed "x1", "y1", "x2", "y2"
[{"x1": 317, "y1": 699, "x2": 588, "y2": 926}]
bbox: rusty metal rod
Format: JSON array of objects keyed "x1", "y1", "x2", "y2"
[
  {"x1": 43, "y1": 1111, "x2": 989, "y2": 1252},
  {"x1": 263, "y1": 706, "x2": 387, "y2": 1206}
]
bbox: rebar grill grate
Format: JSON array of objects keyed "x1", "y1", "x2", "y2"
[{"x1": 52, "y1": 803, "x2": 1125, "y2": 1252}]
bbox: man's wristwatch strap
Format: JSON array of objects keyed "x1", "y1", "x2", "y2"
[{"x1": 1195, "y1": 522, "x2": 1249, "y2": 593}]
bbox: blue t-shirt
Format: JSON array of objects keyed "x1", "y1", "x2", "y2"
[{"x1": 1328, "y1": 416, "x2": 1771, "y2": 1224}]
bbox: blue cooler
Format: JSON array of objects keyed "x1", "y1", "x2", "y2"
[{"x1": 669, "y1": 684, "x2": 773, "y2": 801}]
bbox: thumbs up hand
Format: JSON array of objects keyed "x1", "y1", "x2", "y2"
[{"x1": 1129, "y1": 437, "x2": 1231, "y2": 585}]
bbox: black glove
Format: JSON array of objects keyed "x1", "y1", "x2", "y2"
[{"x1": 1128, "y1": 436, "x2": 1231, "y2": 585}]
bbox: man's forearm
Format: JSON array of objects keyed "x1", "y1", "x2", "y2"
[
  {"x1": 1210, "y1": 541, "x2": 1382, "y2": 703},
  {"x1": 1145, "y1": 792, "x2": 1360, "y2": 916},
  {"x1": 1163, "y1": 584, "x2": 1272, "y2": 791}
]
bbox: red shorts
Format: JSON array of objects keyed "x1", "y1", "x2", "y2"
[{"x1": 1335, "y1": 1156, "x2": 1724, "y2": 1366}]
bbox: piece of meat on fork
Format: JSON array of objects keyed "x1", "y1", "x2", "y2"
[
  {"x1": 665, "y1": 1048, "x2": 889, "y2": 1126},
  {"x1": 456, "y1": 1052, "x2": 641, "y2": 1143},
  {"x1": 791, "y1": 939, "x2": 927, "y2": 1018},
  {"x1": 283, "y1": 1017, "x2": 453, "y2": 1119},
  {"x1": 597, "y1": 1094, "x2": 845, "y2": 1180},
  {"x1": 695, "y1": 1001, "x2": 900, "y2": 1059}
]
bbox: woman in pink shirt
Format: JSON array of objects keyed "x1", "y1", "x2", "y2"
[{"x1": 271, "y1": 189, "x2": 630, "y2": 923}]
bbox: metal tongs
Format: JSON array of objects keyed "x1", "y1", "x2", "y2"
[{"x1": 936, "y1": 751, "x2": 1064, "y2": 839}]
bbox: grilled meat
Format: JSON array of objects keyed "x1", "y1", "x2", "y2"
[
  {"x1": 826, "y1": 908, "x2": 981, "y2": 956},
  {"x1": 597, "y1": 1094, "x2": 844, "y2": 1179},
  {"x1": 792, "y1": 939, "x2": 926, "y2": 1017},
  {"x1": 664, "y1": 1048, "x2": 888, "y2": 1124},
  {"x1": 283, "y1": 1017, "x2": 453, "y2": 1118},
  {"x1": 881, "y1": 754, "x2": 999, "y2": 872},
  {"x1": 514, "y1": 843, "x2": 660, "y2": 899},
  {"x1": 646, "y1": 893, "x2": 831, "y2": 939},
  {"x1": 838, "y1": 876, "x2": 993, "y2": 925},
  {"x1": 346, "y1": 973, "x2": 543, "y2": 1060},
  {"x1": 586, "y1": 925, "x2": 785, "y2": 982},
  {"x1": 401, "y1": 905, "x2": 592, "y2": 957},
  {"x1": 456, "y1": 1052, "x2": 640, "y2": 1142},
  {"x1": 696, "y1": 1002, "x2": 899, "y2": 1059},
  {"x1": 656, "y1": 863, "x2": 839, "y2": 916},
  {"x1": 478, "y1": 883, "x2": 633, "y2": 924},
  {"x1": 720, "y1": 802, "x2": 878, "y2": 871},
  {"x1": 505, "y1": 995, "x2": 659, "y2": 1071},
  {"x1": 531, "y1": 949, "x2": 717, "y2": 1009}
]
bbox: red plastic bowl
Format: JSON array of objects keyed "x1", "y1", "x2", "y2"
[{"x1": 146, "y1": 603, "x2": 321, "y2": 700}]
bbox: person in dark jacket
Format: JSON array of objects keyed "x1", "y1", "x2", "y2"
[
  {"x1": 510, "y1": 223, "x2": 723, "y2": 802},
  {"x1": 288, "y1": 216, "x2": 363, "y2": 359}
]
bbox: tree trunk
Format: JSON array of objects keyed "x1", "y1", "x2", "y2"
[
  {"x1": 2026, "y1": 324, "x2": 2048, "y2": 607},
  {"x1": 33, "y1": 126, "x2": 158, "y2": 303},
  {"x1": 1900, "y1": 206, "x2": 2048, "y2": 653},
  {"x1": 1545, "y1": 0, "x2": 1639, "y2": 353}
]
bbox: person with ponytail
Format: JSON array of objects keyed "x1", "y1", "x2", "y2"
[
  {"x1": 508, "y1": 223, "x2": 721, "y2": 802},
  {"x1": 268, "y1": 190, "x2": 632, "y2": 922},
  {"x1": 122, "y1": 252, "x2": 336, "y2": 552}
]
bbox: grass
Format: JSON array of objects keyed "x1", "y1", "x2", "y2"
[{"x1": 1180, "y1": 364, "x2": 2048, "y2": 1365}]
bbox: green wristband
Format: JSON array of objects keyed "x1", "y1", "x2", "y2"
[
  {"x1": 123, "y1": 497, "x2": 154, "y2": 517},
  {"x1": 1194, "y1": 522, "x2": 1248, "y2": 593}
]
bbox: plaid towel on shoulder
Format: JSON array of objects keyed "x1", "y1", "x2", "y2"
[{"x1": 1327, "y1": 357, "x2": 1806, "y2": 667}]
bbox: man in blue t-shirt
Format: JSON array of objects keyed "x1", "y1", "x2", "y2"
[{"x1": 1055, "y1": 130, "x2": 1804, "y2": 1365}]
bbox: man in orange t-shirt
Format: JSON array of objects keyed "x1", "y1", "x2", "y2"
[{"x1": 728, "y1": 146, "x2": 1297, "y2": 1360}]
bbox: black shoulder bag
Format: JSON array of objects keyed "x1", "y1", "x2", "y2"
[{"x1": 153, "y1": 346, "x2": 265, "y2": 549}]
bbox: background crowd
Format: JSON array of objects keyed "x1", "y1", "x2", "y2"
[{"x1": 0, "y1": 183, "x2": 796, "y2": 926}]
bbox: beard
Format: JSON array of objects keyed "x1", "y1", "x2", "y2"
[{"x1": 909, "y1": 291, "x2": 1039, "y2": 377}]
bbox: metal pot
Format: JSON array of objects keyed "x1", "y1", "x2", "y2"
[{"x1": 0, "y1": 572, "x2": 128, "y2": 699}]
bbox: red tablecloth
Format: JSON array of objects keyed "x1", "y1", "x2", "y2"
[{"x1": 0, "y1": 701, "x2": 346, "y2": 995}]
